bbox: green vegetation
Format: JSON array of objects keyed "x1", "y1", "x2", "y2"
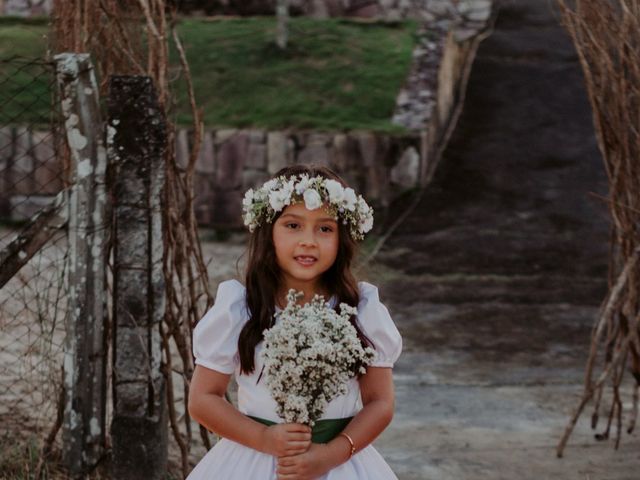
[
  {"x1": 0, "y1": 17, "x2": 418, "y2": 132},
  {"x1": 173, "y1": 17, "x2": 417, "y2": 132},
  {"x1": 0, "y1": 17, "x2": 54, "y2": 128}
]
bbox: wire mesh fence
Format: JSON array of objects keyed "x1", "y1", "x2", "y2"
[
  {"x1": 0, "y1": 56, "x2": 69, "y2": 473},
  {"x1": 0, "y1": 54, "x2": 221, "y2": 478}
]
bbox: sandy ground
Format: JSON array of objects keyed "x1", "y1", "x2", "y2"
[{"x1": 0, "y1": 227, "x2": 67, "y2": 438}]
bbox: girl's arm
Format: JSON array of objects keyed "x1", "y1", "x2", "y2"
[
  {"x1": 188, "y1": 365, "x2": 312, "y2": 457},
  {"x1": 329, "y1": 366, "x2": 395, "y2": 459},
  {"x1": 276, "y1": 367, "x2": 395, "y2": 479}
]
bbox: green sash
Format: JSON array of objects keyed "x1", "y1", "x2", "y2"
[{"x1": 248, "y1": 415, "x2": 353, "y2": 444}]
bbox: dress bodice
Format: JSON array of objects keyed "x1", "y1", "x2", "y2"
[{"x1": 193, "y1": 279, "x2": 403, "y2": 423}]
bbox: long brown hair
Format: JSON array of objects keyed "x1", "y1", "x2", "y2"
[{"x1": 238, "y1": 164, "x2": 372, "y2": 374}]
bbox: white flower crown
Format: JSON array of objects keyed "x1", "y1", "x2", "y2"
[{"x1": 242, "y1": 174, "x2": 374, "y2": 241}]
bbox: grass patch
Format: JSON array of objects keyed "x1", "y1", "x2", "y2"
[
  {"x1": 0, "y1": 433, "x2": 74, "y2": 480},
  {"x1": 172, "y1": 17, "x2": 417, "y2": 132},
  {"x1": 0, "y1": 432, "x2": 182, "y2": 479},
  {"x1": 0, "y1": 17, "x2": 57, "y2": 129},
  {"x1": 0, "y1": 17, "x2": 417, "y2": 132}
]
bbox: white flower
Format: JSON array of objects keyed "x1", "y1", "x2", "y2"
[
  {"x1": 324, "y1": 179, "x2": 345, "y2": 203},
  {"x1": 343, "y1": 188, "x2": 357, "y2": 211},
  {"x1": 254, "y1": 188, "x2": 268, "y2": 202},
  {"x1": 360, "y1": 215, "x2": 373, "y2": 233},
  {"x1": 303, "y1": 188, "x2": 322, "y2": 210},
  {"x1": 242, "y1": 190, "x2": 254, "y2": 210},
  {"x1": 295, "y1": 174, "x2": 311, "y2": 195},
  {"x1": 282, "y1": 179, "x2": 295, "y2": 205},
  {"x1": 263, "y1": 178, "x2": 278, "y2": 191},
  {"x1": 260, "y1": 291, "x2": 375, "y2": 426},
  {"x1": 357, "y1": 196, "x2": 370, "y2": 213},
  {"x1": 269, "y1": 189, "x2": 287, "y2": 211}
]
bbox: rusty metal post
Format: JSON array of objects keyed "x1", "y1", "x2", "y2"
[
  {"x1": 108, "y1": 75, "x2": 167, "y2": 479},
  {"x1": 54, "y1": 53, "x2": 108, "y2": 475}
]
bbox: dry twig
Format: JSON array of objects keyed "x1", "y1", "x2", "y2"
[{"x1": 556, "y1": 0, "x2": 640, "y2": 457}]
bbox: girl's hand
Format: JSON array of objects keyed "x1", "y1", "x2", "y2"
[
  {"x1": 276, "y1": 443, "x2": 334, "y2": 480},
  {"x1": 261, "y1": 423, "x2": 312, "y2": 457}
]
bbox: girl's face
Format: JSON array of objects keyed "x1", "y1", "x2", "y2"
[{"x1": 272, "y1": 201, "x2": 339, "y2": 293}]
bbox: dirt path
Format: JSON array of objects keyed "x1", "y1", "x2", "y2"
[{"x1": 368, "y1": 1, "x2": 640, "y2": 478}]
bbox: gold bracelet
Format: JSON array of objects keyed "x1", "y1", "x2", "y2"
[{"x1": 339, "y1": 432, "x2": 356, "y2": 458}]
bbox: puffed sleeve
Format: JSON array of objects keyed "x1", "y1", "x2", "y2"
[
  {"x1": 193, "y1": 279, "x2": 249, "y2": 374},
  {"x1": 356, "y1": 281, "x2": 403, "y2": 368}
]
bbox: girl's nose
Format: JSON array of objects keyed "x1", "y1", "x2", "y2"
[{"x1": 298, "y1": 233, "x2": 317, "y2": 247}]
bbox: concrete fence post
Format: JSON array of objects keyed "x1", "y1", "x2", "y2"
[
  {"x1": 54, "y1": 52, "x2": 108, "y2": 475},
  {"x1": 107, "y1": 75, "x2": 168, "y2": 479}
]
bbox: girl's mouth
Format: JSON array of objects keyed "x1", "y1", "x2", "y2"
[{"x1": 295, "y1": 256, "x2": 317, "y2": 266}]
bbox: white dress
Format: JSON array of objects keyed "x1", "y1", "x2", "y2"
[{"x1": 187, "y1": 279, "x2": 403, "y2": 480}]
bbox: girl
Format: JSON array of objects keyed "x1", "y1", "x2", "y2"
[{"x1": 187, "y1": 164, "x2": 402, "y2": 479}]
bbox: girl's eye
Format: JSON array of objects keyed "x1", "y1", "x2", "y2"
[
  {"x1": 285, "y1": 223, "x2": 299, "y2": 229},
  {"x1": 320, "y1": 226, "x2": 334, "y2": 233}
]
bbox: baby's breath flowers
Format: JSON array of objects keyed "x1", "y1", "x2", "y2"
[
  {"x1": 242, "y1": 174, "x2": 374, "y2": 241},
  {"x1": 260, "y1": 290, "x2": 375, "y2": 426}
]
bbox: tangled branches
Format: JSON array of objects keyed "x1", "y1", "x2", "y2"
[
  {"x1": 556, "y1": 0, "x2": 640, "y2": 457},
  {"x1": 52, "y1": 1, "x2": 211, "y2": 476}
]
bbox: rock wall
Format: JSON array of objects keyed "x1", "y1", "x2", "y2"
[
  {"x1": 0, "y1": 127, "x2": 61, "y2": 220},
  {"x1": 0, "y1": 126, "x2": 421, "y2": 228},
  {"x1": 179, "y1": 0, "x2": 491, "y2": 22},
  {"x1": 176, "y1": 128, "x2": 422, "y2": 228},
  {"x1": 1, "y1": 0, "x2": 52, "y2": 16},
  {"x1": 391, "y1": 1, "x2": 493, "y2": 131},
  {"x1": 178, "y1": 0, "x2": 424, "y2": 19}
]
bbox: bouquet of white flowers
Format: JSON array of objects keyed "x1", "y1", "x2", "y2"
[{"x1": 260, "y1": 290, "x2": 375, "y2": 426}]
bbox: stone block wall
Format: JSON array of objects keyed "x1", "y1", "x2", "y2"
[
  {"x1": 1, "y1": 0, "x2": 52, "y2": 16},
  {"x1": 0, "y1": 127, "x2": 62, "y2": 221},
  {"x1": 0, "y1": 125, "x2": 421, "y2": 229},
  {"x1": 125, "y1": 1, "x2": 423, "y2": 20},
  {"x1": 281, "y1": 0, "x2": 423, "y2": 20},
  {"x1": 176, "y1": 128, "x2": 422, "y2": 228},
  {"x1": 177, "y1": 0, "x2": 490, "y2": 22}
]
